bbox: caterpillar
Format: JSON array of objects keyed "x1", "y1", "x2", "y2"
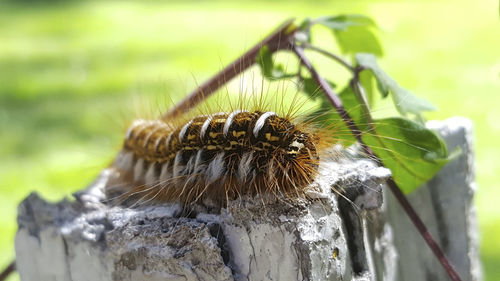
[{"x1": 105, "y1": 94, "x2": 338, "y2": 208}]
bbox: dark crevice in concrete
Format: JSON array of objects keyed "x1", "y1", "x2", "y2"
[
  {"x1": 338, "y1": 197, "x2": 368, "y2": 276},
  {"x1": 207, "y1": 223, "x2": 230, "y2": 266},
  {"x1": 61, "y1": 236, "x2": 75, "y2": 281},
  {"x1": 429, "y1": 183, "x2": 449, "y2": 252}
]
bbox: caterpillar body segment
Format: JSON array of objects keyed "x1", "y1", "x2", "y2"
[{"x1": 109, "y1": 110, "x2": 322, "y2": 206}]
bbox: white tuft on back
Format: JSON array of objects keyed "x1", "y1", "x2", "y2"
[
  {"x1": 178, "y1": 119, "x2": 193, "y2": 142},
  {"x1": 144, "y1": 162, "x2": 158, "y2": 185},
  {"x1": 237, "y1": 151, "x2": 254, "y2": 182},
  {"x1": 133, "y1": 158, "x2": 145, "y2": 182},
  {"x1": 253, "y1": 112, "x2": 276, "y2": 138},
  {"x1": 206, "y1": 152, "x2": 225, "y2": 185},
  {"x1": 173, "y1": 151, "x2": 184, "y2": 178}
]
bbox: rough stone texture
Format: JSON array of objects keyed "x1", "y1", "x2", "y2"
[
  {"x1": 16, "y1": 193, "x2": 234, "y2": 281},
  {"x1": 15, "y1": 117, "x2": 480, "y2": 281}
]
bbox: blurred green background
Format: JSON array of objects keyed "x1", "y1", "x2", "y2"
[{"x1": 0, "y1": 0, "x2": 499, "y2": 280}]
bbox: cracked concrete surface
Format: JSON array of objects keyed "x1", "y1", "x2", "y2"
[{"x1": 16, "y1": 157, "x2": 389, "y2": 281}]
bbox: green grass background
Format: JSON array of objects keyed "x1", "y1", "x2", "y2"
[{"x1": 0, "y1": 0, "x2": 499, "y2": 280}]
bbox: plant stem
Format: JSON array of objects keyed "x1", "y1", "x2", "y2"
[
  {"x1": 0, "y1": 260, "x2": 15, "y2": 281},
  {"x1": 292, "y1": 44, "x2": 463, "y2": 281},
  {"x1": 350, "y1": 66, "x2": 374, "y2": 124},
  {"x1": 162, "y1": 18, "x2": 297, "y2": 120},
  {"x1": 292, "y1": 46, "x2": 369, "y2": 153},
  {"x1": 301, "y1": 42, "x2": 355, "y2": 73}
]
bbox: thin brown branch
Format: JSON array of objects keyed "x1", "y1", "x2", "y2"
[
  {"x1": 292, "y1": 46, "x2": 370, "y2": 153},
  {"x1": 0, "y1": 260, "x2": 15, "y2": 281},
  {"x1": 301, "y1": 42, "x2": 355, "y2": 73},
  {"x1": 385, "y1": 178, "x2": 463, "y2": 281},
  {"x1": 292, "y1": 44, "x2": 463, "y2": 281},
  {"x1": 162, "y1": 18, "x2": 297, "y2": 120}
]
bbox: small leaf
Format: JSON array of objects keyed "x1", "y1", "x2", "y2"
[
  {"x1": 316, "y1": 15, "x2": 376, "y2": 31},
  {"x1": 305, "y1": 85, "x2": 366, "y2": 146},
  {"x1": 355, "y1": 53, "x2": 391, "y2": 96},
  {"x1": 256, "y1": 45, "x2": 290, "y2": 80},
  {"x1": 256, "y1": 45, "x2": 274, "y2": 78},
  {"x1": 337, "y1": 85, "x2": 367, "y2": 126},
  {"x1": 298, "y1": 17, "x2": 312, "y2": 31},
  {"x1": 301, "y1": 77, "x2": 336, "y2": 100},
  {"x1": 334, "y1": 26, "x2": 383, "y2": 57},
  {"x1": 359, "y1": 70, "x2": 375, "y2": 107},
  {"x1": 315, "y1": 15, "x2": 383, "y2": 57},
  {"x1": 361, "y1": 117, "x2": 456, "y2": 193},
  {"x1": 355, "y1": 53, "x2": 436, "y2": 116},
  {"x1": 389, "y1": 84, "x2": 437, "y2": 117}
]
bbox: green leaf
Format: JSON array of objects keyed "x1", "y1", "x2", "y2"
[
  {"x1": 359, "y1": 70, "x2": 375, "y2": 107},
  {"x1": 305, "y1": 85, "x2": 366, "y2": 146},
  {"x1": 301, "y1": 77, "x2": 336, "y2": 100},
  {"x1": 256, "y1": 45, "x2": 290, "y2": 80},
  {"x1": 361, "y1": 117, "x2": 457, "y2": 193},
  {"x1": 337, "y1": 85, "x2": 367, "y2": 126},
  {"x1": 298, "y1": 17, "x2": 312, "y2": 31},
  {"x1": 316, "y1": 15, "x2": 376, "y2": 31},
  {"x1": 334, "y1": 26, "x2": 383, "y2": 57},
  {"x1": 316, "y1": 15, "x2": 383, "y2": 57},
  {"x1": 355, "y1": 53, "x2": 436, "y2": 116}
]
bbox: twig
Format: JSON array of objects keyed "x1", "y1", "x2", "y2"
[
  {"x1": 0, "y1": 260, "x2": 15, "y2": 281},
  {"x1": 301, "y1": 42, "x2": 355, "y2": 73},
  {"x1": 350, "y1": 66, "x2": 374, "y2": 124},
  {"x1": 291, "y1": 46, "x2": 369, "y2": 154},
  {"x1": 292, "y1": 44, "x2": 463, "y2": 281},
  {"x1": 162, "y1": 18, "x2": 297, "y2": 120}
]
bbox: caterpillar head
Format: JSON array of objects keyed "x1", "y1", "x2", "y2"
[{"x1": 286, "y1": 131, "x2": 319, "y2": 163}]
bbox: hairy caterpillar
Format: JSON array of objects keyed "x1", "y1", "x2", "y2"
[{"x1": 105, "y1": 92, "x2": 339, "y2": 208}]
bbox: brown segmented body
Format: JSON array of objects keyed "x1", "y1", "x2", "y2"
[{"x1": 110, "y1": 110, "x2": 320, "y2": 206}]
